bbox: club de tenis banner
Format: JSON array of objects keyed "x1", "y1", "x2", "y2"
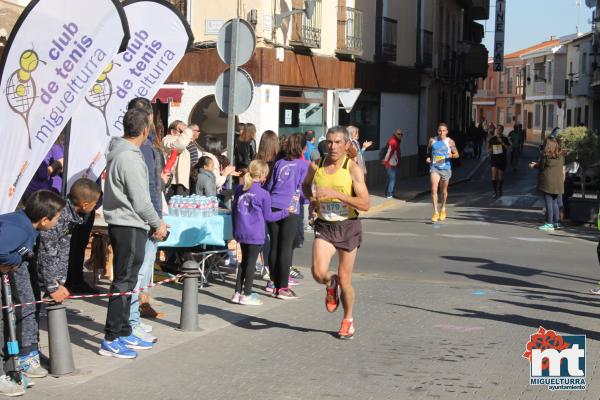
[
  {"x1": 0, "y1": 0, "x2": 129, "y2": 213},
  {"x1": 66, "y1": 0, "x2": 194, "y2": 188}
]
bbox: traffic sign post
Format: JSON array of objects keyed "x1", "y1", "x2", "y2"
[{"x1": 215, "y1": 18, "x2": 256, "y2": 203}]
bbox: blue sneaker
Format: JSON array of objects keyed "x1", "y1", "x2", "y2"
[
  {"x1": 99, "y1": 339, "x2": 137, "y2": 359},
  {"x1": 538, "y1": 223, "x2": 555, "y2": 231},
  {"x1": 120, "y1": 335, "x2": 153, "y2": 350}
]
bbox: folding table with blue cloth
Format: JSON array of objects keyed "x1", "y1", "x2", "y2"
[{"x1": 157, "y1": 213, "x2": 234, "y2": 286}]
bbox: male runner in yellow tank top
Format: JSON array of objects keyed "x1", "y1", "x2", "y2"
[{"x1": 302, "y1": 126, "x2": 370, "y2": 339}]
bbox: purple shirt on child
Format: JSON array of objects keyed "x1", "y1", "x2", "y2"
[
  {"x1": 264, "y1": 158, "x2": 309, "y2": 213},
  {"x1": 233, "y1": 182, "x2": 289, "y2": 245}
]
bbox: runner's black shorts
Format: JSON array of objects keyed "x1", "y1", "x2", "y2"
[
  {"x1": 314, "y1": 218, "x2": 362, "y2": 252},
  {"x1": 491, "y1": 158, "x2": 507, "y2": 171}
]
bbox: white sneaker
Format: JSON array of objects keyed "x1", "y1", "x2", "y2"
[
  {"x1": 132, "y1": 326, "x2": 157, "y2": 343},
  {"x1": 0, "y1": 375, "x2": 25, "y2": 397},
  {"x1": 139, "y1": 322, "x2": 153, "y2": 333}
]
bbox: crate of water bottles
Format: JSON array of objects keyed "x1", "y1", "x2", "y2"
[{"x1": 167, "y1": 195, "x2": 221, "y2": 217}]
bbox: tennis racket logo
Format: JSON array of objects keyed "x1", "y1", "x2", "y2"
[
  {"x1": 5, "y1": 50, "x2": 44, "y2": 149},
  {"x1": 85, "y1": 62, "x2": 116, "y2": 136}
]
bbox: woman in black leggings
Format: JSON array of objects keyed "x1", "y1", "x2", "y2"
[{"x1": 264, "y1": 133, "x2": 308, "y2": 299}]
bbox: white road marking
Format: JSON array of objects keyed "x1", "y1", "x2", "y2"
[
  {"x1": 365, "y1": 232, "x2": 424, "y2": 237},
  {"x1": 510, "y1": 237, "x2": 567, "y2": 244},
  {"x1": 437, "y1": 234, "x2": 496, "y2": 240}
]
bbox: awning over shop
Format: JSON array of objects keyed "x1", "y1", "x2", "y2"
[{"x1": 153, "y1": 88, "x2": 182, "y2": 103}]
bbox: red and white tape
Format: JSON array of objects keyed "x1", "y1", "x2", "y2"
[{"x1": 1, "y1": 273, "x2": 186, "y2": 310}]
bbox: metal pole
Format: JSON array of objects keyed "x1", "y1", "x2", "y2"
[
  {"x1": 2, "y1": 273, "x2": 22, "y2": 384},
  {"x1": 60, "y1": 119, "x2": 72, "y2": 197},
  {"x1": 47, "y1": 303, "x2": 75, "y2": 375},
  {"x1": 179, "y1": 260, "x2": 200, "y2": 331},
  {"x1": 225, "y1": 18, "x2": 240, "y2": 208}
]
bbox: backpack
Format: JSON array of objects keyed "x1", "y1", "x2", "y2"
[{"x1": 378, "y1": 143, "x2": 389, "y2": 160}]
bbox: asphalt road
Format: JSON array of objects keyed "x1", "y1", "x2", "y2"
[{"x1": 28, "y1": 148, "x2": 600, "y2": 400}]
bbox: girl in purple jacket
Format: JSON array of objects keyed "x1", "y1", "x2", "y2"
[{"x1": 232, "y1": 160, "x2": 288, "y2": 305}]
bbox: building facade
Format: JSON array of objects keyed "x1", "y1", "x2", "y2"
[{"x1": 161, "y1": 0, "x2": 489, "y2": 182}]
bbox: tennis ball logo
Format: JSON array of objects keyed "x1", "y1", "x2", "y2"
[
  {"x1": 92, "y1": 62, "x2": 114, "y2": 94},
  {"x1": 15, "y1": 50, "x2": 40, "y2": 97}
]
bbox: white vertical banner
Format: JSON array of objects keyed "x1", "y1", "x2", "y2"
[
  {"x1": 0, "y1": 0, "x2": 128, "y2": 213},
  {"x1": 493, "y1": 0, "x2": 506, "y2": 72},
  {"x1": 66, "y1": 0, "x2": 194, "y2": 189}
]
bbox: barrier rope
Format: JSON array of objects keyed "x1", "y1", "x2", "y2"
[{"x1": 0, "y1": 273, "x2": 187, "y2": 310}]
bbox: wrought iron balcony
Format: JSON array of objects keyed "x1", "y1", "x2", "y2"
[
  {"x1": 290, "y1": 0, "x2": 322, "y2": 49},
  {"x1": 336, "y1": 6, "x2": 363, "y2": 56}
]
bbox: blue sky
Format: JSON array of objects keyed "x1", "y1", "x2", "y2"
[{"x1": 482, "y1": 0, "x2": 595, "y2": 54}]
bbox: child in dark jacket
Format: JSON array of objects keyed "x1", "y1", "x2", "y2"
[
  {"x1": 0, "y1": 190, "x2": 65, "y2": 393},
  {"x1": 231, "y1": 160, "x2": 288, "y2": 305}
]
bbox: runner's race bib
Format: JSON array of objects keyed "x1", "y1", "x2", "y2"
[
  {"x1": 492, "y1": 144, "x2": 503, "y2": 155},
  {"x1": 433, "y1": 155, "x2": 446, "y2": 165},
  {"x1": 320, "y1": 201, "x2": 349, "y2": 222}
]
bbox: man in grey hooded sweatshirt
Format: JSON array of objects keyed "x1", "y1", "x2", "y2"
[{"x1": 99, "y1": 108, "x2": 168, "y2": 359}]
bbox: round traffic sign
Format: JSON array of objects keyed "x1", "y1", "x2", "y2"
[
  {"x1": 215, "y1": 67, "x2": 255, "y2": 115},
  {"x1": 217, "y1": 19, "x2": 256, "y2": 66}
]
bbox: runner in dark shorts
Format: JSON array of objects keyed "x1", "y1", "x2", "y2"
[
  {"x1": 303, "y1": 126, "x2": 370, "y2": 339},
  {"x1": 487, "y1": 124, "x2": 510, "y2": 198}
]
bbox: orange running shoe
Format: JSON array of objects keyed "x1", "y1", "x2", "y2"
[
  {"x1": 431, "y1": 212, "x2": 439, "y2": 222},
  {"x1": 440, "y1": 210, "x2": 447, "y2": 221},
  {"x1": 325, "y1": 275, "x2": 339, "y2": 313},
  {"x1": 338, "y1": 319, "x2": 355, "y2": 340}
]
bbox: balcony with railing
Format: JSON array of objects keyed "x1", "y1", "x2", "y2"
[
  {"x1": 290, "y1": 0, "x2": 322, "y2": 49},
  {"x1": 336, "y1": 6, "x2": 363, "y2": 56},
  {"x1": 380, "y1": 17, "x2": 397, "y2": 62},
  {"x1": 473, "y1": 89, "x2": 496, "y2": 98}
]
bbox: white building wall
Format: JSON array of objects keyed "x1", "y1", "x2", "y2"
[
  {"x1": 168, "y1": 83, "x2": 280, "y2": 144},
  {"x1": 375, "y1": 93, "x2": 419, "y2": 159}
]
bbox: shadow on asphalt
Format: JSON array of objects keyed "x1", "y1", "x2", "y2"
[
  {"x1": 443, "y1": 256, "x2": 597, "y2": 286},
  {"x1": 444, "y1": 270, "x2": 577, "y2": 293},
  {"x1": 388, "y1": 303, "x2": 600, "y2": 342},
  {"x1": 154, "y1": 297, "x2": 335, "y2": 336}
]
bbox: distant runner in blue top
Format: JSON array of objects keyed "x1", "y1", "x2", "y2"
[{"x1": 426, "y1": 123, "x2": 459, "y2": 222}]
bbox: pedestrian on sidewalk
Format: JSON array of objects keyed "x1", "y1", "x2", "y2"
[
  {"x1": 488, "y1": 125, "x2": 510, "y2": 198},
  {"x1": 264, "y1": 133, "x2": 308, "y2": 300},
  {"x1": 0, "y1": 190, "x2": 64, "y2": 395},
  {"x1": 101, "y1": 108, "x2": 168, "y2": 359},
  {"x1": 508, "y1": 124, "x2": 524, "y2": 172},
  {"x1": 231, "y1": 160, "x2": 289, "y2": 305},
  {"x1": 426, "y1": 123, "x2": 460, "y2": 222},
  {"x1": 529, "y1": 130, "x2": 564, "y2": 231},
  {"x1": 302, "y1": 125, "x2": 370, "y2": 339},
  {"x1": 474, "y1": 123, "x2": 486, "y2": 159},
  {"x1": 381, "y1": 129, "x2": 402, "y2": 198},
  {"x1": 348, "y1": 125, "x2": 372, "y2": 176},
  {"x1": 127, "y1": 97, "x2": 165, "y2": 343}
]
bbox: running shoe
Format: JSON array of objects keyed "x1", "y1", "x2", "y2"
[
  {"x1": 554, "y1": 223, "x2": 562, "y2": 230},
  {"x1": 0, "y1": 375, "x2": 25, "y2": 397},
  {"x1": 119, "y1": 335, "x2": 153, "y2": 350},
  {"x1": 231, "y1": 291, "x2": 241, "y2": 304},
  {"x1": 325, "y1": 275, "x2": 339, "y2": 313},
  {"x1": 239, "y1": 293, "x2": 264, "y2": 306},
  {"x1": 439, "y1": 210, "x2": 447, "y2": 221},
  {"x1": 99, "y1": 339, "x2": 137, "y2": 359},
  {"x1": 132, "y1": 325, "x2": 157, "y2": 343},
  {"x1": 139, "y1": 322, "x2": 153, "y2": 333},
  {"x1": 290, "y1": 267, "x2": 304, "y2": 279},
  {"x1": 590, "y1": 287, "x2": 600, "y2": 295},
  {"x1": 431, "y1": 212, "x2": 439, "y2": 222},
  {"x1": 264, "y1": 281, "x2": 275, "y2": 293},
  {"x1": 287, "y1": 276, "x2": 300, "y2": 286},
  {"x1": 276, "y1": 288, "x2": 298, "y2": 300},
  {"x1": 538, "y1": 223, "x2": 555, "y2": 231},
  {"x1": 18, "y1": 351, "x2": 47, "y2": 379},
  {"x1": 338, "y1": 319, "x2": 355, "y2": 340}
]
